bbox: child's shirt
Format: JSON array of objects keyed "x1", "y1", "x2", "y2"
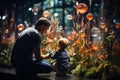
[{"x1": 50, "y1": 49, "x2": 70, "y2": 71}]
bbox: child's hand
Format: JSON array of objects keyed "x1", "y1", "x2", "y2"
[
  {"x1": 73, "y1": 53, "x2": 76, "y2": 56},
  {"x1": 48, "y1": 51, "x2": 53, "y2": 57}
]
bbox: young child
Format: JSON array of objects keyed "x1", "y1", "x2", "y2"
[{"x1": 49, "y1": 38, "x2": 70, "y2": 77}]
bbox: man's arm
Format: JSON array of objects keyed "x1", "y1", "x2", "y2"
[
  {"x1": 33, "y1": 47, "x2": 50, "y2": 60},
  {"x1": 33, "y1": 47, "x2": 41, "y2": 60}
]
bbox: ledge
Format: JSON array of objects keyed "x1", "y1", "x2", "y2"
[{"x1": 0, "y1": 66, "x2": 100, "y2": 80}]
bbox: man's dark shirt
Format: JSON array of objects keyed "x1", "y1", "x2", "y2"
[{"x1": 11, "y1": 27, "x2": 41, "y2": 67}]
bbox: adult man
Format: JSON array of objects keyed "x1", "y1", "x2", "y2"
[{"x1": 10, "y1": 17, "x2": 52, "y2": 79}]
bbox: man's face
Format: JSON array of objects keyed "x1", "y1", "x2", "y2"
[{"x1": 38, "y1": 25, "x2": 49, "y2": 34}]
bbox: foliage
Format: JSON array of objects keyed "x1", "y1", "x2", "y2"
[
  {"x1": 0, "y1": 44, "x2": 12, "y2": 67},
  {"x1": 68, "y1": 58, "x2": 77, "y2": 73},
  {"x1": 71, "y1": 64, "x2": 87, "y2": 77},
  {"x1": 85, "y1": 67, "x2": 98, "y2": 78}
]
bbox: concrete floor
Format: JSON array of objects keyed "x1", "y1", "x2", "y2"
[{"x1": 0, "y1": 66, "x2": 100, "y2": 80}]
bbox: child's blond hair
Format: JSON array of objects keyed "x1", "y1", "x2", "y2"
[{"x1": 58, "y1": 38, "x2": 69, "y2": 49}]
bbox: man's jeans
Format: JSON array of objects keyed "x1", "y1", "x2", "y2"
[{"x1": 15, "y1": 60, "x2": 52, "y2": 79}]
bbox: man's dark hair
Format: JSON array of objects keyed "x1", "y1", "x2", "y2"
[{"x1": 35, "y1": 17, "x2": 51, "y2": 27}]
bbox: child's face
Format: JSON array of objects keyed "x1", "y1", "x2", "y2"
[{"x1": 58, "y1": 44, "x2": 61, "y2": 48}]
